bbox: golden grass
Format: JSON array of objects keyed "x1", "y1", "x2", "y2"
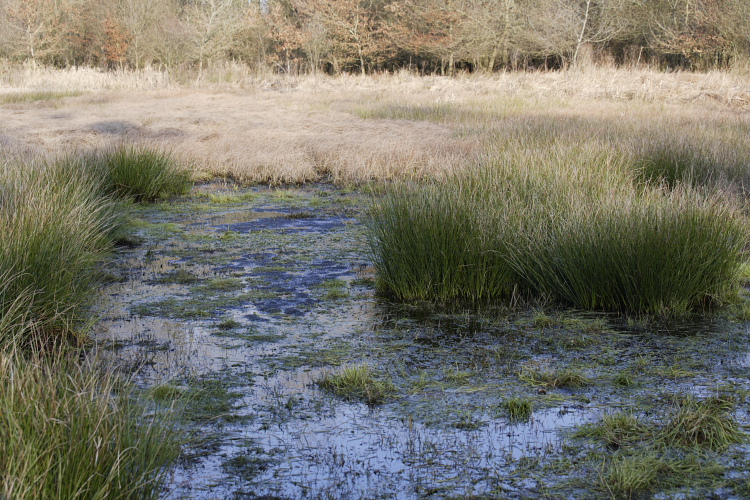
[{"x1": 0, "y1": 65, "x2": 748, "y2": 185}]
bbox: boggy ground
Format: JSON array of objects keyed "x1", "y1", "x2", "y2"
[{"x1": 93, "y1": 182, "x2": 750, "y2": 500}]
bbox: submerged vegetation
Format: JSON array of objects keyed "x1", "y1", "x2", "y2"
[{"x1": 0, "y1": 146, "x2": 189, "y2": 498}]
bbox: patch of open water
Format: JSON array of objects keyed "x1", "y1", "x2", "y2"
[{"x1": 93, "y1": 185, "x2": 750, "y2": 500}]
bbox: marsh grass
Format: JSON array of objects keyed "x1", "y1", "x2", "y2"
[
  {"x1": 0, "y1": 148, "x2": 190, "y2": 498},
  {"x1": 601, "y1": 452, "x2": 723, "y2": 499},
  {"x1": 0, "y1": 348, "x2": 179, "y2": 500},
  {"x1": 519, "y1": 366, "x2": 590, "y2": 389},
  {"x1": 0, "y1": 90, "x2": 82, "y2": 104},
  {"x1": 579, "y1": 396, "x2": 746, "y2": 498},
  {"x1": 367, "y1": 178, "x2": 513, "y2": 303},
  {"x1": 576, "y1": 413, "x2": 651, "y2": 448},
  {"x1": 368, "y1": 142, "x2": 747, "y2": 316},
  {"x1": 0, "y1": 158, "x2": 118, "y2": 345},
  {"x1": 501, "y1": 397, "x2": 533, "y2": 421},
  {"x1": 660, "y1": 396, "x2": 745, "y2": 450},
  {"x1": 317, "y1": 364, "x2": 395, "y2": 405},
  {"x1": 354, "y1": 102, "x2": 462, "y2": 122},
  {"x1": 88, "y1": 145, "x2": 192, "y2": 202}
]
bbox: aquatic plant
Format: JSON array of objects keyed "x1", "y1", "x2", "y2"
[
  {"x1": 501, "y1": 397, "x2": 533, "y2": 421},
  {"x1": 519, "y1": 366, "x2": 590, "y2": 389},
  {"x1": 576, "y1": 413, "x2": 651, "y2": 448},
  {"x1": 317, "y1": 363, "x2": 395, "y2": 405},
  {"x1": 659, "y1": 396, "x2": 745, "y2": 450}
]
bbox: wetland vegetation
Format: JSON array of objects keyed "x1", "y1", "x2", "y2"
[
  {"x1": 0, "y1": 149, "x2": 187, "y2": 499},
  {"x1": 1, "y1": 69, "x2": 750, "y2": 499}
]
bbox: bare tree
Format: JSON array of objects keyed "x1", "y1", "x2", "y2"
[
  {"x1": 0, "y1": 0, "x2": 67, "y2": 65},
  {"x1": 454, "y1": 0, "x2": 520, "y2": 71},
  {"x1": 570, "y1": 0, "x2": 629, "y2": 66},
  {"x1": 185, "y1": 0, "x2": 245, "y2": 75},
  {"x1": 293, "y1": 0, "x2": 389, "y2": 75},
  {"x1": 117, "y1": 0, "x2": 176, "y2": 68}
]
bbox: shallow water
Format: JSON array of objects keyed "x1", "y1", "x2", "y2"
[{"x1": 94, "y1": 184, "x2": 750, "y2": 500}]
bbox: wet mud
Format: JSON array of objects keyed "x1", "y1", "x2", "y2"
[{"x1": 93, "y1": 183, "x2": 750, "y2": 500}]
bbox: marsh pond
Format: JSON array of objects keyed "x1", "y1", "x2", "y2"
[{"x1": 94, "y1": 183, "x2": 750, "y2": 500}]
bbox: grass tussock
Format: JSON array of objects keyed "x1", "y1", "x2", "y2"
[
  {"x1": 576, "y1": 413, "x2": 651, "y2": 448},
  {"x1": 0, "y1": 148, "x2": 189, "y2": 498},
  {"x1": 85, "y1": 145, "x2": 192, "y2": 202},
  {"x1": 601, "y1": 452, "x2": 723, "y2": 499},
  {"x1": 660, "y1": 396, "x2": 746, "y2": 451},
  {"x1": 0, "y1": 158, "x2": 118, "y2": 345},
  {"x1": 317, "y1": 364, "x2": 395, "y2": 405},
  {"x1": 0, "y1": 145, "x2": 190, "y2": 345},
  {"x1": 519, "y1": 366, "x2": 590, "y2": 389},
  {"x1": 368, "y1": 142, "x2": 747, "y2": 317},
  {"x1": 501, "y1": 397, "x2": 533, "y2": 421},
  {"x1": 579, "y1": 397, "x2": 746, "y2": 498},
  {"x1": 0, "y1": 349, "x2": 179, "y2": 500}
]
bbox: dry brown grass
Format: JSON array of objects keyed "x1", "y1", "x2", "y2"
[{"x1": 1, "y1": 65, "x2": 748, "y2": 184}]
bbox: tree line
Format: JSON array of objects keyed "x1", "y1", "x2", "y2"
[{"x1": 1, "y1": 0, "x2": 748, "y2": 74}]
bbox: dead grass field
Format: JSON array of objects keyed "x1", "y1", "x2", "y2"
[{"x1": 1, "y1": 66, "x2": 749, "y2": 184}]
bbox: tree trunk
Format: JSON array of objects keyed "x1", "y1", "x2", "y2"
[{"x1": 573, "y1": 0, "x2": 591, "y2": 68}]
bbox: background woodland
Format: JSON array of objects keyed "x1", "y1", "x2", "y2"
[{"x1": 0, "y1": 0, "x2": 748, "y2": 75}]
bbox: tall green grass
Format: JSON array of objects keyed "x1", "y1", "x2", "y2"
[
  {"x1": 85, "y1": 145, "x2": 192, "y2": 202},
  {"x1": 0, "y1": 159, "x2": 118, "y2": 345},
  {"x1": 368, "y1": 180, "x2": 513, "y2": 302},
  {"x1": 0, "y1": 147, "x2": 188, "y2": 498},
  {"x1": 0, "y1": 146, "x2": 192, "y2": 346},
  {"x1": 0, "y1": 348, "x2": 179, "y2": 500},
  {"x1": 368, "y1": 144, "x2": 747, "y2": 316}
]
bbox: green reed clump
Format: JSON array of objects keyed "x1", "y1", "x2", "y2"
[
  {"x1": 0, "y1": 153, "x2": 183, "y2": 500},
  {"x1": 368, "y1": 143, "x2": 747, "y2": 316},
  {"x1": 501, "y1": 397, "x2": 533, "y2": 421},
  {"x1": 367, "y1": 177, "x2": 514, "y2": 303},
  {"x1": 0, "y1": 159, "x2": 119, "y2": 345},
  {"x1": 0, "y1": 348, "x2": 179, "y2": 500},
  {"x1": 518, "y1": 187, "x2": 746, "y2": 314},
  {"x1": 88, "y1": 145, "x2": 191, "y2": 202}
]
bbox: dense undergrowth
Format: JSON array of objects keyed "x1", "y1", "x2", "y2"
[
  {"x1": 0, "y1": 146, "x2": 188, "y2": 499},
  {"x1": 368, "y1": 141, "x2": 748, "y2": 317}
]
